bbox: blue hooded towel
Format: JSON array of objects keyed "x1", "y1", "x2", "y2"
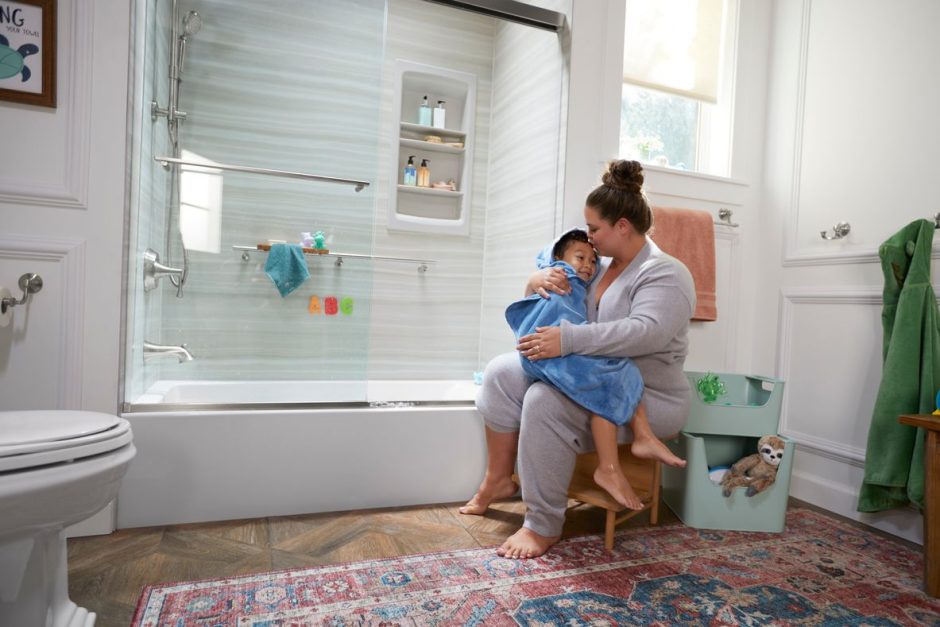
[{"x1": 504, "y1": 241, "x2": 644, "y2": 426}]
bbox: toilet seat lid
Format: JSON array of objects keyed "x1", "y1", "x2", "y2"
[
  {"x1": 0, "y1": 410, "x2": 120, "y2": 448},
  {"x1": 0, "y1": 412, "x2": 132, "y2": 472}
]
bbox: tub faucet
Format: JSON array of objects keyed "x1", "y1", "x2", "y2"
[{"x1": 143, "y1": 341, "x2": 194, "y2": 363}]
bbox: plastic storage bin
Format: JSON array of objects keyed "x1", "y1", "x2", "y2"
[
  {"x1": 660, "y1": 371, "x2": 791, "y2": 532},
  {"x1": 662, "y1": 433, "x2": 795, "y2": 532},
  {"x1": 684, "y1": 371, "x2": 785, "y2": 437}
]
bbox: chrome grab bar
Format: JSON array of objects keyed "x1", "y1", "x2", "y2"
[{"x1": 154, "y1": 156, "x2": 370, "y2": 192}]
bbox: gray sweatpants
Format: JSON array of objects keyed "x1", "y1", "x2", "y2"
[{"x1": 476, "y1": 351, "x2": 688, "y2": 537}]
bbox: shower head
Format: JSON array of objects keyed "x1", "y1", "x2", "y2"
[
  {"x1": 176, "y1": 11, "x2": 201, "y2": 75},
  {"x1": 182, "y1": 11, "x2": 201, "y2": 38}
]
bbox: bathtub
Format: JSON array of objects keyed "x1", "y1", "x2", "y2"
[{"x1": 117, "y1": 380, "x2": 485, "y2": 528}]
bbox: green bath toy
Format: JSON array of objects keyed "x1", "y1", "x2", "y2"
[{"x1": 696, "y1": 372, "x2": 726, "y2": 403}]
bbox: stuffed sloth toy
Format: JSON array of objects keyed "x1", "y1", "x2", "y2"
[{"x1": 720, "y1": 435, "x2": 786, "y2": 497}]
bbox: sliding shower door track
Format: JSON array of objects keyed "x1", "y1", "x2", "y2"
[{"x1": 122, "y1": 400, "x2": 477, "y2": 413}]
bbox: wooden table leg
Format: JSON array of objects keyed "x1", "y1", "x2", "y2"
[
  {"x1": 900, "y1": 414, "x2": 940, "y2": 597},
  {"x1": 926, "y1": 429, "x2": 939, "y2": 597}
]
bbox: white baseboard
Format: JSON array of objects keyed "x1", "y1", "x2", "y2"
[{"x1": 789, "y1": 469, "x2": 923, "y2": 545}]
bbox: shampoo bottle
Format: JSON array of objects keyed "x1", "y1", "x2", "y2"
[
  {"x1": 418, "y1": 95, "x2": 432, "y2": 126},
  {"x1": 417, "y1": 158, "x2": 430, "y2": 187},
  {"x1": 432, "y1": 100, "x2": 446, "y2": 128},
  {"x1": 403, "y1": 155, "x2": 417, "y2": 186}
]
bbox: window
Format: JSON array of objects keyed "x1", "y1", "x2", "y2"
[
  {"x1": 619, "y1": 0, "x2": 736, "y2": 176},
  {"x1": 620, "y1": 83, "x2": 699, "y2": 170}
]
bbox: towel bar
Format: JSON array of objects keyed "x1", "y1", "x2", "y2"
[
  {"x1": 714, "y1": 208, "x2": 739, "y2": 228},
  {"x1": 233, "y1": 245, "x2": 435, "y2": 273}
]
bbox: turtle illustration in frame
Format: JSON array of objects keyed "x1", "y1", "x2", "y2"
[{"x1": 0, "y1": 34, "x2": 39, "y2": 82}]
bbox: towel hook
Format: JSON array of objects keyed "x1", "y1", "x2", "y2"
[
  {"x1": 934, "y1": 213, "x2": 940, "y2": 229},
  {"x1": 820, "y1": 221, "x2": 851, "y2": 241},
  {"x1": 1, "y1": 273, "x2": 44, "y2": 315}
]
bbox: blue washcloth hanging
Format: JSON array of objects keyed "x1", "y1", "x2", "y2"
[{"x1": 264, "y1": 243, "x2": 310, "y2": 297}]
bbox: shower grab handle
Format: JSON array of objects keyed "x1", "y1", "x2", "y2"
[
  {"x1": 143, "y1": 248, "x2": 184, "y2": 292},
  {"x1": 154, "y1": 156, "x2": 370, "y2": 192}
]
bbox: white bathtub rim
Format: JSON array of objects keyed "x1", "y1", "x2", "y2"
[{"x1": 130, "y1": 378, "x2": 482, "y2": 409}]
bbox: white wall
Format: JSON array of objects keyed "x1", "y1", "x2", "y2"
[
  {"x1": 0, "y1": 0, "x2": 132, "y2": 534},
  {"x1": 755, "y1": 0, "x2": 938, "y2": 544}
]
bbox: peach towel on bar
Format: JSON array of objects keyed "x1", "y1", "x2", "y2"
[{"x1": 650, "y1": 207, "x2": 717, "y2": 321}]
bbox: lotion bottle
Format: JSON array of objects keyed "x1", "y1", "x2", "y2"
[
  {"x1": 417, "y1": 158, "x2": 430, "y2": 187},
  {"x1": 403, "y1": 155, "x2": 417, "y2": 186},
  {"x1": 418, "y1": 95, "x2": 432, "y2": 126},
  {"x1": 432, "y1": 100, "x2": 446, "y2": 128}
]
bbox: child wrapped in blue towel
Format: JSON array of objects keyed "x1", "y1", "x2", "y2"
[{"x1": 505, "y1": 229, "x2": 683, "y2": 510}]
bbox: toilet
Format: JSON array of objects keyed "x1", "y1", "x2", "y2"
[{"x1": 0, "y1": 410, "x2": 136, "y2": 627}]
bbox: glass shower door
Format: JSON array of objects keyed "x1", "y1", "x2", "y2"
[{"x1": 124, "y1": 0, "x2": 387, "y2": 407}]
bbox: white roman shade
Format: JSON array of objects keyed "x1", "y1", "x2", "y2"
[{"x1": 622, "y1": 0, "x2": 724, "y2": 103}]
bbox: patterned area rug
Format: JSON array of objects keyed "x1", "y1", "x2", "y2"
[{"x1": 132, "y1": 509, "x2": 939, "y2": 626}]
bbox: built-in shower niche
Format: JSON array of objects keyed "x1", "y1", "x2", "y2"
[{"x1": 390, "y1": 60, "x2": 476, "y2": 236}]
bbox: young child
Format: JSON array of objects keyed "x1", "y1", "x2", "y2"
[{"x1": 505, "y1": 229, "x2": 685, "y2": 510}]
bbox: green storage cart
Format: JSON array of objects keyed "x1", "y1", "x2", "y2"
[{"x1": 661, "y1": 371, "x2": 792, "y2": 532}]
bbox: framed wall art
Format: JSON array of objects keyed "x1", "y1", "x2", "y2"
[{"x1": 0, "y1": 0, "x2": 55, "y2": 108}]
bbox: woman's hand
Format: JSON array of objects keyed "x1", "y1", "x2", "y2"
[
  {"x1": 526, "y1": 267, "x2": 570, "y2": 299},
  {"x1": 518, "y1": 326, "x2": 561, "y2": 361}
]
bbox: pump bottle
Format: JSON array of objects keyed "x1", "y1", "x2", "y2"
[
  {"x1": 403, "y1": 155, "x2": 417, "y2": 186},
  {"x1": 432, "y1": 100, "x2": 446, "y2": 129},
  {"x1": 417, "y1": 158, "x2": 430, "y2": 187},
  {"x1": 418, "y1": 95, "x2": 432, "y2": 126}
]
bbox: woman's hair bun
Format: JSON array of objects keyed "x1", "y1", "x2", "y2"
[{"x1": 602, "y1": 159, "x2": 644, "y2": 191}]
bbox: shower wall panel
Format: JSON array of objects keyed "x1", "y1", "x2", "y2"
[
  {"x1": 366, "y1": 0, "x2": 495, "y2": 380},
  {"x1": 145, "y1": 0, "x2": 385, "y2": 385},
  {"x1": 478, "y1": 2, "x2": 569, "y2": 364}
]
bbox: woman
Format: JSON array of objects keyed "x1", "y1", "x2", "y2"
[{"x1": 461, "y1": 160, "x2": 695, "y2": 559}]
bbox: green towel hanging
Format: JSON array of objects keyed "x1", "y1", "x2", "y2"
[{"x1": 858, "y1": 219, "x2": 940, "y2": 512}]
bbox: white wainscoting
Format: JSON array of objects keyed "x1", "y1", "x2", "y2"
[
  {"x1": 776, "y1": 288, "x2": 881, "y2": 462},
  {"x1": 0, "y1": 236, "x2": 86, "y2": 409},
  {"x1": 0, "y1": 0, "x2": 92, "y2": 209},
  {"x1": 776, "y1": 287, "x2": 924, "y2": 544}
]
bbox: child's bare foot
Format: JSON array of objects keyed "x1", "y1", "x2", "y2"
[
  {"x1": 458, "y1": 476, "x2": 518, "y2": 515},
  {"x1": 593, "y1": 464, "x2": 643, "y2": 510},
  {"x1": 632, "y1": 436, "x2": 687, "y2": 468},
  {"x1": 496, "y1": 527, "x2": 560, "y2": 559}
]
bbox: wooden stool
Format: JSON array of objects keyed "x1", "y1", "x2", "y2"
[
  {"x1": 899, "y1": 414, "x2": 940, "y2": 597},
  {"x1": 567, "y1": 444, "x2": 661, "y2": 550}
]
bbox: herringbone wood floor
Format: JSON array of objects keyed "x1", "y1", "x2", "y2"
[
  {"x1": 67, "y1": 496, "x2": 669, "y2": 627},
  {"x1": 67, "y1": 498, "x2": 917, "y2": 627}
]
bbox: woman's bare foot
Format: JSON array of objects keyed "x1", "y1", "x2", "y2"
[
  {"x1": 458, "y1": 476, "x2": 518, "y2": 515},
  {"x1": 631, "y1": 435, "x2": 687, "y2": 468},
  {"x1": 593, "y1": 464, "x2": 643, "y2": 510},
  {"x1": 496, "y1": 527, "x2": 560, "y2": 559}
]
